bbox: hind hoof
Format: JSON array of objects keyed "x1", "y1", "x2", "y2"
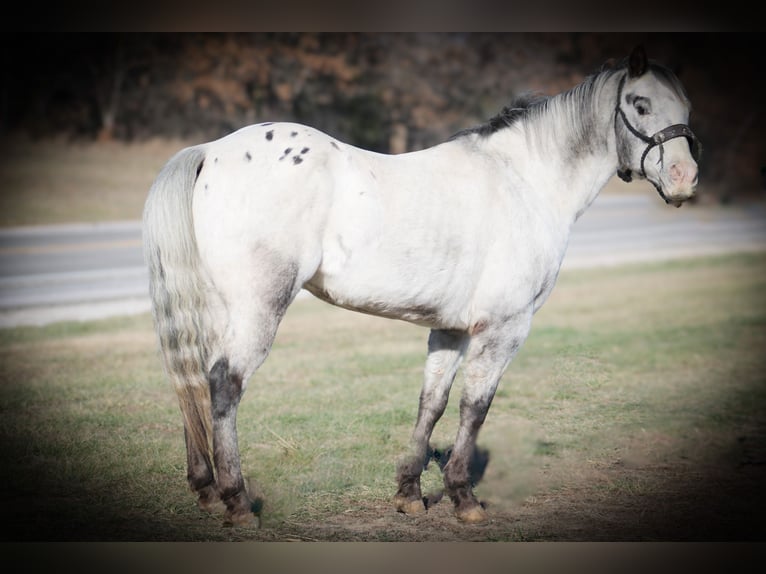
[
  {"x1": 198, "y1": 497, "x2": 226, "y2": 514},
  {"x1": 393, "y1": 495, "x2": 426, "y2": 516},
  {"x1": 456, "y1": 505, "x2": 488, "y2": 524},
  {"x1": 224, "y1": 510, "x2": 260, "y2": 528},
  {"x1": 196, "y1": 484, "x2": 225, "y2": 514}
]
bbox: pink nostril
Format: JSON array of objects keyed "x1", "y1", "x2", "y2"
[{"x1": 670, "y1": 162, "x2": 698, "y2": 185}]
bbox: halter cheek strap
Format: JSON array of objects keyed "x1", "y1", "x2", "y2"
[{"x1": 614, "y1": 75, "x2": 702, "y2": 197}]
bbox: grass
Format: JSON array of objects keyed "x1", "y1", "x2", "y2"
[
  {"x1": 1, "y1": 252, "x2": 765, "y2": 541},
  {"x1": 0, "y1": 136, "x2": 188, "y2": 227}
]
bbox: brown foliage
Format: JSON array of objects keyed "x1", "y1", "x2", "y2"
[{"x1": 2, "y1": 33, "x2": 763, "y2": 198}]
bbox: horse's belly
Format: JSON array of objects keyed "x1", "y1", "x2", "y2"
[{"x1": 305, "y1": 245, "x2": 475, "y2": 329}]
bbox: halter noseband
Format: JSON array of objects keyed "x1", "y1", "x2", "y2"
[{"x1": 614, "y1": 74, "x2": 702, "y2": 200}]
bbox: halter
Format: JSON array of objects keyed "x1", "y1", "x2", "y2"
[{"x1": 614, "y1": 74, "x2": 702, "y2": 201}]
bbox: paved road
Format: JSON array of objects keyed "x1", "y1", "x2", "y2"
[
  {"x1": 0, "y1": 221, "x2": 147, "y2": 327},
  {"x1": 1, "y1": 193, "x2": 765, "y2": 327}
]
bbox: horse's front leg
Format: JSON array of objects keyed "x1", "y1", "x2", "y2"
[
  {"x1": 443, "y1": 312, "x2": 532, "y2": 523},
  {"x1": 394, "y1": 329, "x2": 469, "y2": 515}
]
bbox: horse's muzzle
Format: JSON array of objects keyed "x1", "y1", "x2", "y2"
[{"x1": 659, "y1": 158, "x2": 698, "y2": 207}]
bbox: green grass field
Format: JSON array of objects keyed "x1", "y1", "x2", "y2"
[{"x1": 1, "y1": 252, "x2": 764, "y2": 541}]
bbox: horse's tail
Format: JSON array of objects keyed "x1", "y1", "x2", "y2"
[{"x1": 142, "y1": 145, "x2": 215, "y2": 473}]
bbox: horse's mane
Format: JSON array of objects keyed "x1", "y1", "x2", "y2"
[
  {"x1": 447, "y1": 92, "x2": 550, "y2": 141},
  {"x1": 447, "y1": 57, "x2": 687, "y2": 145}
]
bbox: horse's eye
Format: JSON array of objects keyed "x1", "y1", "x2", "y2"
[{"x1": 634, "y1": 97, "x2": 650, "y2": 116}]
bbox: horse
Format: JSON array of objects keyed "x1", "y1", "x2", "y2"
[{"x1": 142, "y1": 46, "x2": 701, "y2": 527}]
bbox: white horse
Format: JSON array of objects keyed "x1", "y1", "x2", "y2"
[{"x1": 143, "y1": 46, "x2": 700, "y2": 526}]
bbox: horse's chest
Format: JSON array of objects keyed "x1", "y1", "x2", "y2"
[{"x1": 493, "y1": 216, "x2": 567, "y2": 314}]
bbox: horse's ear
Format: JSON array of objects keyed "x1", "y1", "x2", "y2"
[{"x1": 628, "y1": 45, "x2": 648, "y2": 77}]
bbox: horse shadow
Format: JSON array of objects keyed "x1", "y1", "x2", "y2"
[{"x1": 422, "y1": 444, "x2": 491, "y2": 509}]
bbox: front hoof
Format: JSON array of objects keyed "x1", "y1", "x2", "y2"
[
  {"x1": 456, "y1": 504, "x2": 488, "y2": 524},
  {"x1": 393, "y1": 494, "x2": 426, "y2": 516},
  {"x1": 222, "y1": 489, "x2": 261, "y2": 528}
]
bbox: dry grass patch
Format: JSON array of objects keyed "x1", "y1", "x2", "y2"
[
  {"x1": 0, "y1": 137, "x2": 189, "y2": 226},
  {"x1": 1, "y1": 253, "x2": 764, "y2": 541}
]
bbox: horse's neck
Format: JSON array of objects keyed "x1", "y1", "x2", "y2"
[{"x1": 488, "y1": 72, "x2": 622, "y2": 227}]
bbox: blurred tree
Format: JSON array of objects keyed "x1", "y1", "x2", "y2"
[{"x1": 1, "y1": 33, "x2": 762, "y2": 200}]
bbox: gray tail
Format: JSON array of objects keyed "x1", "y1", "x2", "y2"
[{"x1": 142, "y1": 145, "x2": 214, "y2": 473}]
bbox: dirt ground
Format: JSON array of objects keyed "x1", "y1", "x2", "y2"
[{"x1": 249, "y1": 433, "x2": 766, "y2": 542}]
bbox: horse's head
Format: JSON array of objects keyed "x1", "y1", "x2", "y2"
[{"x1": 615, "y1": 46, "x2": 701, "y2": 207}]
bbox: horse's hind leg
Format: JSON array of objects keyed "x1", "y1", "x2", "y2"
[
  {"x1": 205, "y1": 255, "x2": 303, "y2": 526},
  {"x1": 205, "y1": 301, "x2": 290, "y2": 527},
  {"x1": 207, "y1": 354, "x2": 255, "y2": 526},
  {"x1": 184, "y1": 427, "x2": 224, "y2": 513},
  {"x1": 394, "y1": 329, "x2": 468, "y2": 515}
]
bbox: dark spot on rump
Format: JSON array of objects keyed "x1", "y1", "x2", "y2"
[
  {"x1": 293, "y1": 155, "x2": 303, "y2": 165},
  {"x1": 195, "y1": 159, "x2": 204, "y2": 179},
  {"x1": 291, "y1": 131, "x2": 298, "y2": 137},
  {"x1": 279, "y1": 147, "x2": 293, "y2": 161},
  {"x1": 266, "y1": 130, "x2": 274, "y2": 141},
  {"x1": 331, "y1": 141, "x2": 340, "y2": 150},
  {"x1": 369, "y1": 170, "x2": 377, "y2": 180},
  {"x1": 301, "y1": 147, "x2": 310, "y2": 154},
  {"x1": 205, "y1": 184, "x2": 209, "y2": 190},
  {"x1": 208, "y1": 358, "x2": 243, "y2": 419},
  {"x1": 214, "y1": 157, "x2": 219, "y2": 164},
  {"x1": 245, "y1": 151, "x2": 252, "y2": 161}
]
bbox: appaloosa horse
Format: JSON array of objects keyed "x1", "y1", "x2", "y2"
[{"x1": 143, "y1": 46, "x2": 700, "y2": 526}]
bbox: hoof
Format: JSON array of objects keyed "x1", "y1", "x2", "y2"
[
  {"x1": 393, "y1": 494, "x2": 426, "y2": 516},
  {"x1": 198, "y1": 497, "x2": 226, "y2": 514},
  {"x1": 195, "y1": 484, "x2": 225, "y2": 514},
  {"x1": 456, "y1": 504, "x2": 488, "y2": 524},
  {"x1": 223, "y1": 510, "x2": 261, "y2": 528}
]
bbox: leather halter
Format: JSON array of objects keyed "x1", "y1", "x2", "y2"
[{"x1": 614, "y1": 74, "x2": 702, "y2": 200}]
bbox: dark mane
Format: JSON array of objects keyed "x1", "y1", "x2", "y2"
[
  {"x1": 447, "y1": 59, "x2": 628, "y2": 143},
  {"x1": 447, "y1": 93, "x2": 550, "y2": 141},
  {"x1": 448, "y1": 56, "x2": 689, "y2": 145}
]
